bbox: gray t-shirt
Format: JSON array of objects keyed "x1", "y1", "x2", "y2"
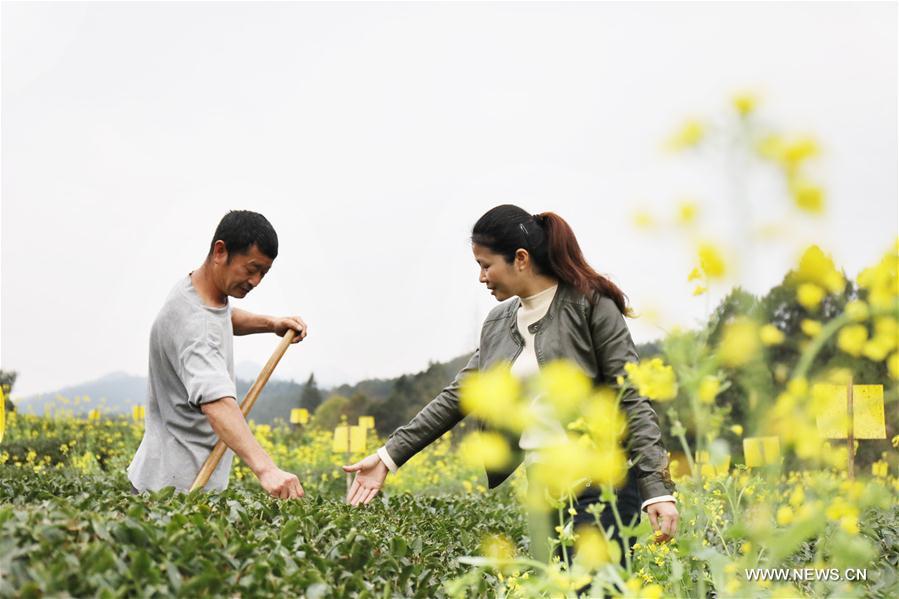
[{"x1": 128, "y1": 275, "x2": 237, "y2": 492}]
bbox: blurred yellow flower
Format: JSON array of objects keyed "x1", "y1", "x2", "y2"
[
  {"x1": 801, "y1": 319, "x2": 823, "y2": 337},
  {"x1": 776, "y1": 505, "x2": 794, "y2": 526},
  {"x1": 583, "y1": 390, "x2": 627, "y2": 446},
  {"x1": 732, "y1": 91, "x2": 758, "y2": 117},
  {"x1": 677, "y1": 201, "x2": 698, "y2": 225},
  {"x1": 666, "y1": 119, "x2": 704, "y2": 151},
  {"x1": 840, "y1": 515, "x2": 859, "y2": 535},
  {"x1": 538, "y1": 360, "x2": 592, "y2": 419},
  {"x1": 759, "y1": 324, "x2": 785, "y2": 346},
  {"x1": 459, "y1": 432, "x2": 511, "y2": 470},
  {"x1": 460, "y1": 364, "x2": 526, "y2": 431},
  {"x1": 574, "y1": 527, "x2": 617, "y2": 569},
  {"x1": 856, "y1": 241, "x2": 898, "y2": 310},
  {"x1": 845, "y1": 300, "x2": 869, "y2": 322},
  {"x1": 836, "y1": 324, "x2": 868, "y2": 357},
  {"x1": 789, "y1": 179, "x2": 825, "y2": 214},
  {"x1": 687, "y1": 267, "x2": 702, "y2": 282},
  {"x1": 698, "y1": 376, "x2": 720, "y2": 404},
  {"x1": 730, "y1": 424, "x2": 743, "y2": 436},
  {"x1": 480, "y1": 534, "x2": 515, "y2": 561},
  {"x1": 692, "y1": 285, "x2": 708, "y2": 297},
  {"x1": 532, "y1": 439, "x2": 626, "y2": 495},
  {"x1": 797, "y1": 283, "x2": 825, "y2": 311},
  {"x1": 698, "y1": 243, "x2": 727, "y2": 279},
  {"x1": 888, "y1": 353, "x2": 899, "y2": 380},
  {"x1": 718, "y1": 318, "x2": 760, "y2": 367},
  {"x1": 624, "y1": 358, "x2": 678, "y2": 401},
  {"x1": 632, "y1": 210, "x2": 655, "y2": 229},
  {"x1": 792, "y1": 245, "x2": 846, "y2": 294},
  {"x1": 0, "y1": 387, "x2": 5, "y2": 444}
]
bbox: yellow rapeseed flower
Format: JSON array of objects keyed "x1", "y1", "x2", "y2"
[
  {"x1": 760, "y1": 324, "x2": 785, "y2": 346},
  {"x1": 856, "y1": 241, "x2": 898, "y2": 310},
  {"x1": 698, "y1": 376, "x2": 720, "y2": 404},
  {"x1": 801, "y1": 319, "x2": 823, "y2": 337},
  {"x1": 718, "y1": 318, "x2": 760, "y2": 367},
  {"x1": 730, "y1": 424, "x2": 743, "y2": 436},
  {"x1": 845, "y1": 300, "x2": 870, "y2": 322},
  {"x1": 624, "y1": 358, "x2": 678, "y2": 401},
  {"x1": 574, "y1": 527, "x2": 615, "y2": 569},
  {"x1": 538, "y1": 360, "x2": 593, "y2": 419},
  {"x1": 797, "y1": 283, "x2": 826, "y2": 311},
  {"x1": 732, "y1": 91, "x2": 758, "y2": 117},
  {"x1": 666, "y1": 119, "x2": 704, "y2": 151},
  {"x1": 792, "y1": 245, "x2": 846, "y2": 294},
  {"x1": 633, "y1": 210, "x2": 655, "y2": 229},
  {"x1": 0, "y1": 387, "x2": 5, "y2": 444},
  {"x1": 888, "y1": 353, "x2": 899, "y2": 380},
  {"x1": 836, "y1": 324, "x2": 868, "y2": 357},
  {"x1": 692, "y1": 285, "x2": 708, "y2": 297},
  {"x1": 459, "y1": 431, "x2": 511, "y2": 470},
  {"x1": 789, "y1": 179, "x2": 825, "y2": 214},
  {"x1": 677, "y1": 201, "x2": 698, "y2": 225},
  {"x1": 776, "y1": 505, "x2": 794, "y2": 526},
  {"x1": 481, "y1": 534, "x2": 516, "y2": 561},
  {"x1": 781, "y1": 136, "x2": 820, "y2": 170},
  {"x1": 698, "y1": 243, "x2": 727, "y2": 279},
  {"x1": 687, "y1": 267, "x2": 702, "y2": 282},
  {"x1": 460, "y1": 364, "x2": 526, "y2": 431}
]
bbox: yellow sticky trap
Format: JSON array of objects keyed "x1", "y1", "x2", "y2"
[
  {"x1": 350, "y1": 425, "x2": 367, "y2": 453},
  {"x1": 290, "y1": 408, "x2": 309, "y2": 424},
  {"x1": 813, "y1": 384, "x2": 886, "y2": 439},
  {"x1": 358, "y1": 416, "x2": 375, "y2": 429},
  {"x1": 332, "y1": 425, "x2": 349, "y2": 452},
  {"x1": 0, "y1": 386, "x2": 5, "y2": 444},
  {"x1": 743, "y1": 436, "x2": 780, "y2": 467}
]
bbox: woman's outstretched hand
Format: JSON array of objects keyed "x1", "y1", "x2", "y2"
[{"x1": 343, "y1": 453, "x2": 388, "y2": 506}]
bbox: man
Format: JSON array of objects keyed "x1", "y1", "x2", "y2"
[{"x1": 128, "y1": 210, "x2": 307, "y2": 499}]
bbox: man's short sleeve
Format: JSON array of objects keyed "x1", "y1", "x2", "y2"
[{"x1": 178, "y1": 329, "x2": 237, "y2": 411}]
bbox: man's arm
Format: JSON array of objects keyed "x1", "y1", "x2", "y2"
[
  {"x1": 231, "y1": 308, "x2": 307, "y2": 341},
  {"x1": 201, "y1": 396, "x2": 304, "y2": 499}
]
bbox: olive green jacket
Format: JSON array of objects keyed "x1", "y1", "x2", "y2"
[{"x1": 383, "y1": 283, "x2": 676, "y2": 501}]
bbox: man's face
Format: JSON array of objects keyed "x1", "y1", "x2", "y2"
[{"x1": 215, "y1": 243, "x2": 274, "y2": 299}]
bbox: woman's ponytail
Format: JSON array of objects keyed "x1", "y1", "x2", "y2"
[
  {"x1": 538, "y1": 212, "x2": 630, "y2": 315},
  {"x1": 472, "y1": 205, "x2": 630, "y2": 315}
]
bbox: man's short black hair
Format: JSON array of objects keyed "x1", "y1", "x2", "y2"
[{"x1": 208, "y1": 210, "x2": 279, "y2": 260}]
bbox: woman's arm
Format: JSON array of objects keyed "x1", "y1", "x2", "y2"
[
  {"x1": 343, "y1": 349, "x2": 480, "y2": 505},
  {"x1": 589, "y1": 297, "x2": 676, "y2": 501}
]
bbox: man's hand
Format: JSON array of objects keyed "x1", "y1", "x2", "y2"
[
  {"x1": 273, "y1": 315, "x2": 307, "y2": 343},
  {"x1": 647, "y1": 501, "x2": 679, "y2": 542},
  {"x1": 342, "y1": 453, "x2": 388, "y2": 506},
  {"x1": 257, "y1": 466, "x2": 305, "y2": 499}
]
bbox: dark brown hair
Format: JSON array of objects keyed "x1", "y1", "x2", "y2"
[{"x1": 471, "y1": 204, "x2": 630, "y2": 315}]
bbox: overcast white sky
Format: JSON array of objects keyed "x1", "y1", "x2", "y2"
[{"x1": 2, "y1": 1, "x2": 896, "y2": 397}]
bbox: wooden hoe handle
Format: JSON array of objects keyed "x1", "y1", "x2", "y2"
[{"x1": 190, "y1": 329, "x2": 297, "y2": 492}]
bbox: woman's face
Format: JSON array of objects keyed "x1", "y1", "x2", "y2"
[{"x1": 472, "y1": 243, "x2": 521, "y2": 301}]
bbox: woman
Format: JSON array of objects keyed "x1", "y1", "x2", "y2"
[{"x1": 344, "y1": 205, "x2": 678, "y2": 559}]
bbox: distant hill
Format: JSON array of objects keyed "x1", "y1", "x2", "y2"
[
  {"x1": 15, "y1": 372, "x2": 150, "y2": 415},
  {"x1": 13, "y1": 338, "x2": 663, "y2": 429}
]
